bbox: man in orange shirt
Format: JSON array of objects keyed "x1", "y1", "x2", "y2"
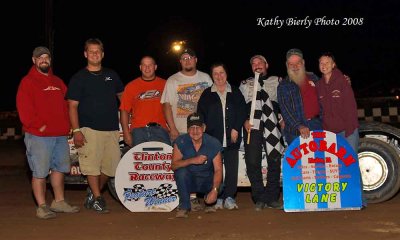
[{"x1": 120, "y1": 56, "x2": 170, "y2": 147}]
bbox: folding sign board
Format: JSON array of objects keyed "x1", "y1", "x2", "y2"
[{"x1": 283, "y1": 130, "x2": 362, "y2": 212}]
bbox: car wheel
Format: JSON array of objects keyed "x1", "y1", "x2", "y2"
[{"x1": 359, "y1": 138, "x2": 400, "y2": 203}]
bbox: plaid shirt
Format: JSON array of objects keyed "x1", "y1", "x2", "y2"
[{"x1": 277, "y1": 73, "x2": 320, "y2": 136}]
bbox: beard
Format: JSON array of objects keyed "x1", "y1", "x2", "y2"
[
  {"x1": 287, "y1": 65, "x2": 306, "y2": 86},
  {"x1": 38, "y1": 64, "x2": 50, "y2": 74},
  {"x1": 182, "y1": 66, "x2": 194, "y2": 72}
]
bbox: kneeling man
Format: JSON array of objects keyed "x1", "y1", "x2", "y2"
[{"x1": 172, "y1": 113, "x2": 223, "y2": 218}]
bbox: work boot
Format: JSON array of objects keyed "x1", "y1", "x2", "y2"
[
  {"x1": 175, "y1": 208, "x2": 189, "y2": 218},
  {"x1": 190, "y1": 197, "x2": 204, "y2": 212}
]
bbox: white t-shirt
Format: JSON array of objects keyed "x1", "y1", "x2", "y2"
[{"x1": 161, "y1": 70, "x2": 212, "y2": 134}]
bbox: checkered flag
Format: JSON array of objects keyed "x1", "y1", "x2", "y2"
[
  {"x1": 254, "y1": 86, "x2": 284, "y2": 159},
  {"x1": 153, "y1": 183, "x2": 178, "y2": 199},
  {"x1": 124, "y1": 184, "x2": 145, "y2": 202}
]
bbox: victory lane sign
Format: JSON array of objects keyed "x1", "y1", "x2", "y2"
[{"x1": 283, "y1": 130, "x2": 362, "y2": 212}]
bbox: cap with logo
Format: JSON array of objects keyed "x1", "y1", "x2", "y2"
[{"x1": 187, "y1": 112, "x2": 204, "y2": 128}]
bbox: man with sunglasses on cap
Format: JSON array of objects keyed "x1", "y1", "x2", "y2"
[{"x1": 171, "y1": 113, "x2": 223, "y2": 218}]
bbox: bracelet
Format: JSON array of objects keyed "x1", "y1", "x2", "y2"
[
  {"x1": 213, "y1": 187, "x2": 218, "y2": 192},
  {"x1": 72, "y1": 128, "x2": 81, "y2": 133}
]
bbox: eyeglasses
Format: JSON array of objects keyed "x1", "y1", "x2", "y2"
[{"x1": 181, "y1": 56, "x2": 195, "y2": 61}]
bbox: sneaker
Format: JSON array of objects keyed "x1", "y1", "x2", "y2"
[
  {"x1": 204, "y1": 206, "x2": 216, "y2": 213},
  {"x1": 50, "y1": 200, "x2": 80, "y2": 213},
  {"x1": 255, "y1": 202, "x2": 265, "y2": 212},
  {"x1": 176, "y1": 208, "x2": 189, "y2": 218},
  {"x1": 190, "y1": 198, "x2": 204, "y2": 212},
  {"x1": 224, "y1": 197, "x2": 238, "y2": 210},
  {"x1": 84, "y1": 187, "x2": 95, "y2": 209},
  {"x1": 265, "y1": 201, "x2": 283, "y2": 210},
  {"x1": 92, "y1": 196, "x2": 109, "y2": 213},
  {"x1": 214, "y1": 199, "x2": 224, "y2": 210},
  {"x1": 36, "y1": 204, "x2": 56, "y2": 219}
]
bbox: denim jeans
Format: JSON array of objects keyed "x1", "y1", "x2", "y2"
[
  {"x1": 174, "y1": 167, "x2": 213, "y2": 210},
  {"x1": 24, "y1": 133, "x2": 70, "y2": 178},
  {"x1": 338, "y1": 128, "x2": 365, "y2": 206},
  {"x1": 338, "y1": 128, "x2": 359, "y2": 153},
  {"x1": 131, "y1": 126, "x2": 171, "y2": 146}
]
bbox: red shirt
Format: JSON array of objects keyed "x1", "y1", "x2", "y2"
[
  {"x1": 16, "y1": 66, "x2": 70, "y2": 136},
  {"x1": 299, "y1": 76, "x2": 320, "y2": 120},
  {"x1": 119, "y1": 77, "x2": 167, "y2": 130},
  {"x1": 316, "y1": 68, "x2": 359, "y2": 136}
]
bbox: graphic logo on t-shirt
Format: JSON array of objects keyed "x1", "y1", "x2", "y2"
[
  {"x1": 138, "y1": 90, "x2": 161, "y2": 100},
  {"x1": 332, "y1": 90, "x2": 341, "y2": 98},
  {"x1": 176, "y1": 82, "x2": 209, "y2": 118},
  {"x1": 43, "y1": 86, "x2": 61, "y2": 91}
]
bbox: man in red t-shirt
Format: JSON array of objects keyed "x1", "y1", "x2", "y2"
[{"x1": 120, "y1": 56, "x2": 170, "y2": 147}]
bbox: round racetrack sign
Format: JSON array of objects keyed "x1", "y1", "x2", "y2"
[{"x1": 115, "y1": 141, "x2": 179, "y2": 212}]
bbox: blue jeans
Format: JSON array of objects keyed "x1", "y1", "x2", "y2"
[
  {"x1": 338, "y1": 128, "x2": 365, "y2": 206},
  {"x1": 174, "y1": 167, "x2": 213, "y2": 210},
  {"x1": 338, "y1": 128, "x2": 359, "y2": 153},
  {"x1": 131, "y1": 126, "x2": 171, "y2": 146},
  {"x1": 24, "y1": 133, "x2": 70, "y2": 178}
]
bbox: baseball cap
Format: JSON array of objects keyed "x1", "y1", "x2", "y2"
[
  {"x1": 33, "y1": 46, "x2": 51, "y2": 58},
  {"x1": 250, "y1": 55, "x2": 268, "y2": 65},
  {"x1": 187, "y1": 113, "x2": 204, "y2": 128},
  {"x1": 286, "y1": 48, "x2": 303, "y2": 60},
  {"x1": 180, "y1": 48, "x2": 196, "y2": 58}
]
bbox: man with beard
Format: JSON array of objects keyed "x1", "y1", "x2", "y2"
[
  {"x1": 161, "y1": 48, "x2": 212, "y2": 211},
  {"x1": 161, "y1": 48, "x2": 212, "y2": 141},
  {"x1": 277, "y1": 48, "x2": 322, "y2": 145},
  {"x1": 17, "y1": 46, "x2": 80, "y2": 219},
  {"x1": 239, "y1": 55, "x2": 284, "y2": 211}
]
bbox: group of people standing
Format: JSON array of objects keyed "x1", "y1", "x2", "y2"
[{"x1": 17, "y1": 37, "x2": 360, "y2": 220}]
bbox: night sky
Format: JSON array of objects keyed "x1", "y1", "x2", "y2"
[{"x1": 3, "y1": 0, "x2": 399, "y2": 111}]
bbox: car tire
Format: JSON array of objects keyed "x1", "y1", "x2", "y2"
[
  {"x1": 108, "y1": 177, "x2": 119, "y2": 201},
  {"x1": 359, "y1": 137, "x2": 400, "y2": 203}
]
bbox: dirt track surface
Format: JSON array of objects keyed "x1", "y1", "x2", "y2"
[
  {"x1": 1, "y1": 141, "x2": 400, "y2": 240},
  {"x1": 0, "y1": 174, "x2": 400, "y2": 240}
]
